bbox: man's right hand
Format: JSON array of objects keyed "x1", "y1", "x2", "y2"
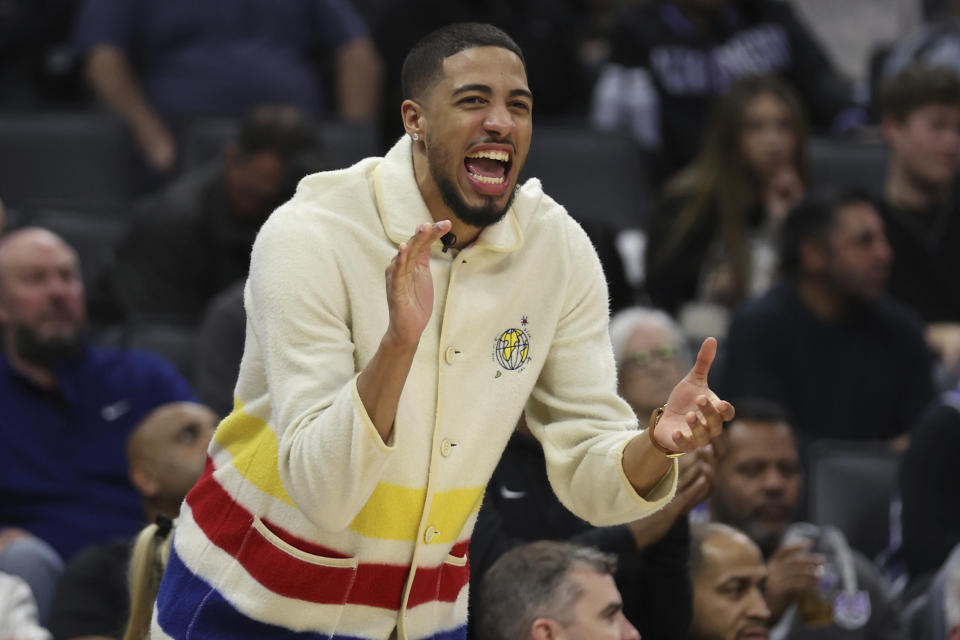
[
  {"x1": 384, "y1": 221, "x2": 452, "y2": 346},
  {"x1": 764, "y1": 540, "x2": 826, "y2": 620}
]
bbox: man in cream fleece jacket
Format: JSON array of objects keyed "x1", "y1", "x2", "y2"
[{"x1": 152, "y1": 22, "x2": 735, "y2": 640}]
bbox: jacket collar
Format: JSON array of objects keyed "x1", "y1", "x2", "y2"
[{"x1": 373, "y1": 136, "x2": 525, "y2": 253}]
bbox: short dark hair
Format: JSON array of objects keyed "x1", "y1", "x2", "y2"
[
  {"x1": 778, "y1": 188, "x2": 877, "y2": 277},
  {"x1": 475, "y1": 541, "x2": 617, "y2": 640},
  {"x1": 236, "y1": 105, "x2": 321, "y2": 160},
  {"x1": 727, "y1": 397, "x2": 794, "y2": 429},
  {"x1": 401, "y1": 22, "x2": 525, "y2": 101},
  {"x1": 881, "y1": 64, "x2": 960, "y2": 121}
]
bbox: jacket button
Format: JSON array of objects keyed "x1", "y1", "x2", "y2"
[
  {"x1": 440, "y1": 439, "x2": 455, "y2": 457},
  {"x1": 444, "y1": 346, "x2": 458, "y2": 364},
  {"x1": 424, "y1": 525, "x2": 439, "y2": 543}
]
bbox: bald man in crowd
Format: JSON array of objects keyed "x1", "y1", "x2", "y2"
[
  {"x1": 0, "y1": 228, "x2": 195, "y2": 620},
  {"x1": 48, "y1": 401, "x2": 217, "y2": 640},
  {"x1": 689, "y1": 522, "x2": 771, "y2": 640}
]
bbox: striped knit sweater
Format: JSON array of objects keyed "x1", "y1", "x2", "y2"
[{"x1": 152, "y1": 136, "x2": 677, "y2": 640}]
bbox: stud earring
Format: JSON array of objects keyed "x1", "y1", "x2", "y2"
[{"x1": 412, "y1": 133, "x2": 420, "y2": 141}]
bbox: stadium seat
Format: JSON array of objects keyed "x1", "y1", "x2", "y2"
[
  {"x1": 806, "y1": 439, "x2": 900, "y2": 561},
  {"x1": 179, "y1": 117, "x2": 379, "y2": 172},
  {"x1": 522, "y1": 125, "x2": 651, "y2": 229},
  {"x1": 95, "y1": 320, "x2": 198, "y2": 384},
  {"x1": 808, "y1": 137, "x2": 889, "y2": 196},
  {"x1": 0, "y1": 111, "x2": 133, "y2": 211},
  {"x1": 26, "y1": 208, "x2": 129, "y2": 291}
]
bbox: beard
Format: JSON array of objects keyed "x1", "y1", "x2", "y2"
[
  {"x1": 12, "y1": 323, "x2": 86, "y2": 369},
  {"x1": 427, "y1": 142, "x2": 516, "y2": 230}
]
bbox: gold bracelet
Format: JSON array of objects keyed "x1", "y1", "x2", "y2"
[{"x1": 647, "y1": 405, "x2": 686, "y2": 459}]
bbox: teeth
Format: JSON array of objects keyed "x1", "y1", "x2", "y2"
[
  {"x1": 466, "y1": 150, "x2": 510, "y2": 162},
  {"x1": 468, "y1": 171, "x2": 505, "y2": 184}
]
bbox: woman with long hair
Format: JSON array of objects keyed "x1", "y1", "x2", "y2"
[{"x1": 644, "y1": 74, "x2": 809, "y2": 318}]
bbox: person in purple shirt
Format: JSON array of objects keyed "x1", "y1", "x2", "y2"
[
  {"x1": 0, "y1": 228, "x2": 195, "y2": 622},
  {"x1": 72, "y1": 0, "x2": 383, "y2": 174}
]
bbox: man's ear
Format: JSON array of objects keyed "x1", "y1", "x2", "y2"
[
  {"x1": 529, "y1": 617, "x2": 562, "y2": 640},
  {"x1": 799, "y1": 239, "x2": 827, "y2": 275},
  {"x1": 880, "y1": 113, "x2": 903, "y2": 148},
  {"x1": 223, "y1": 142, "x2": 241, "y2": 170},
  {"x1": 130, "y1": 462, "x2": 159, "y2": 498},
  {"x1": 401, "y1": 99, "x2": 426, "y2": 141}
]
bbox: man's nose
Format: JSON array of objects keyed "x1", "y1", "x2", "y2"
[
  {"x1": 483, "y1": 102, "x2": 514, "y2": 138},
  {"x1": 620, "y1": 613, "x2": 641, "y2": 640}
]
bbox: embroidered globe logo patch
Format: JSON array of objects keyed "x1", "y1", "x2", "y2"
[{"x1": 494, "y1": 328, "x2": 530, "y2": 371}]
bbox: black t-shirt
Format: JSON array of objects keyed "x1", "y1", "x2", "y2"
[
  {"x1": 879, "y1": 188, "x2": 960, "y2": 322},
  {"x1": 48, "y1": 537, "x2": 131, "y2": 640},
  {"x1": 469, "y1": 432, "x2": 692, "y2": 640},
  {"x1": 720, "y1": 280, "x2": 934, "y2": 442},
  {"x1": 900, "y1": 398, "x2": 960, "y2": 579}
]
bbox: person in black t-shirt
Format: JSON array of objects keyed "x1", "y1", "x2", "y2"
[{"x1": 879, "y1": 65, "x2": 960, "y2": 377}]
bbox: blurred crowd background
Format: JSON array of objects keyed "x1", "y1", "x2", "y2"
[{"x1": 3, "y1": 0, "x2": 960, "y2": 638}]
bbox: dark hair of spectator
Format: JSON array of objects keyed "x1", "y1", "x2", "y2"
[
  {"x1": 659, "y1": 75, "x2": 809, "y2": 302},
  {"x1": 475, "y1": 541, "x2": 616, "y2": 640},
  {"x1": 401, "y1": 23, "x2": 525, "y2": 101},
  {"x1": 778, "y1": 188, "x2": 877, "y2": 277},
  {"x1": 235, "y1": 105, "x2": 321, "y2": 160},
  {"x1": 881, "y1": 64, "x2": 960, "y2": 122}
]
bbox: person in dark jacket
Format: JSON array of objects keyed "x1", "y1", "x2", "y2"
[{"x1": 591, "y1": 0, "x2": 863, "y2": 181}]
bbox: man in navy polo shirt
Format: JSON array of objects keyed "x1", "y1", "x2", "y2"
[{"x1": 0, "y1": 228, "x2": 194, "y2": 621}]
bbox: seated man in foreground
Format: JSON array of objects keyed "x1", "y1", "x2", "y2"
[{"x1": 474, "y1": 540, "x2": 640, "y2": 640}]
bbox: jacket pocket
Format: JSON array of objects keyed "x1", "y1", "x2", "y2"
[
  {"x1": 238, "y1": 516, "x2": 359, "y2": 605},
  {"x1": 437, "y1": 548, "x2": 470, "y2": 601},
  {"x1": 185, "y1": 517, "x2": 359, "y2": 636}
]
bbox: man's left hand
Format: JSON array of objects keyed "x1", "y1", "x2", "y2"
[{"x1": 652, "y1": 337, "x2": 735, "y2": 454}]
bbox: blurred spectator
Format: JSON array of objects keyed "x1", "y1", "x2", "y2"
[
  {"x1": 47, "y1": 401, "x2": 216, "y2": 640},
  {"x1": 0, "y1": 228, "x2": 194, "y2": 619},
  {"x1": 372, "y1": 0, "x2": 594, "y2": 149},
  {"x1": 898, "y1": 543, "x2": 960, "y2": 640},
  {"x1": 786, "y1": 0, "x2": 920, "y2": 89},
  {"x1": 591, "y1": 0, "x2": 863, "y2": 181},
  {"x1": 474, "y1": 540, "x2": 640, "y2": 640},
  {"x1": 948, "y1": 547, "x2": 960, "y2": 640},
  {"x1": 688, "y1": 522, "x2": 770, "y2": 640},
  {"x1": 644, "y1": 75, "x2": 808, "y2": 321},
  {"x1": 0, "y1": 573, "x2": 50, "y2": 640},
  {"x1": 0, "y1": 0, "x2": 83, "y2": 108},
  {"x1": 470, "y1": 307, "x2": 711, "y2": 638},
  {"x1": 721, "y1": 191, "x2": 933, "y2": 444},
  {"x1": 878, "y1": 65, "x2": 960, "y2": 377},
  {"x1": 91, "y1": 105, "x2": 324, "y2": 324},
  {"x1": 609, "y1": 306, "x2": 692, "y2": 419},
  {"x1": 194, "y1": 279, "x2": 245, "y2": 418},
  {"x1": 899, "y1": 387, "x2": 960, "y2": 587},
  {"x1": 72, "y1": 0, "x2": 382, "y2": 174},
  {"x1": 883, "y1": 3, "x2": 960, "y2": 83},
  {"x1": 708, "y1": 400, "x2": 901, "y2": 637}
]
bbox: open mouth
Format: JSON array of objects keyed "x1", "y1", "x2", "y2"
[{"x1": 464, "y1": 148, "x2": 512, "y2": 193}]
